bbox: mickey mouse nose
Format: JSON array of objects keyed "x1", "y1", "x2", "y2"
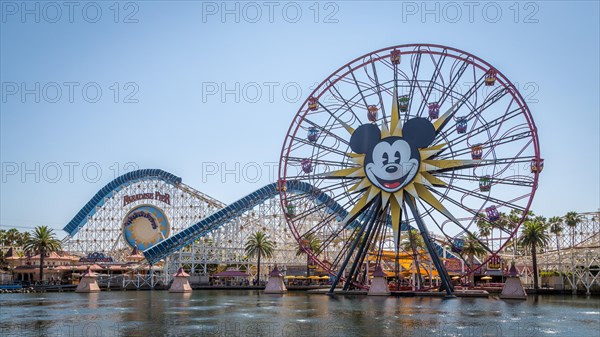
[{"x1": 386, "y1": 166, "x2": 398, "y2": 173}]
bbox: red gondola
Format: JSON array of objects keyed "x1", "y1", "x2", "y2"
[
  {"x1": 308, "y1": 96, "x2": 318, "y2": 111},
  {"x1": 531, "y1": 158, "x2": 544, "y2": 173},
  {"x1": 307, "y1": 127, "x2": 318, "y2": 142},
  {"x1": 367, "y1": 105, "x2": 378, "y2": 123},
  {"x1": 390, "y1": 50, "x2": 400, "y2": 65},
  {"x1": 428, "y1": 102, "x2": 440, "y2": 119},
  {"x1": 471, "y1": 144, "x2": 483, "y2": 160},
  {"x1": 301, "y1": 159, "x2": 312, "y2": 173},
  {"x1": 456, "y1": 117, "x2": 468, "y2": 134},
  {"x1": 398, "y1": 96, "x2": 409, "y2": 112},
  {"x1": 479, "y1": 176, "x2": 492, "y2": 192},
  {"x1": 485, "y1": 69, "x2": 497, "y2": 86},
  {"x1": 486, "y1": 206, "x2": 500, "y2": 221}
]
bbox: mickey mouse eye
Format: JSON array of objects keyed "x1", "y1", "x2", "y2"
[
  {"x1": 383, "y1": 153, "x2": 389, "y2": 165},
  {"x1": 394, "y1": 151, "x2": 401, "y2": 164}
]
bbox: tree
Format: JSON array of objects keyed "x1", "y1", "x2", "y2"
[
  {"x1": 564, "y1": 211, "x2": 582, "y2": 294},
  {"x1": 5, "y1": 228, "x2": 20, "y2": 247},
  {"x1": 23, "y1": 226, "x2": 62, "y2": 283},
  {"x1": 402, "y1": 229, "x2": 426, "y2": 289},
  {"x1": 548, "y1": 216, "x2": 564, "y2": 289},
  {"x1": 244, "y1": 231, "x2": 275, "y2": 284},
  {"x1": 518, "y1": 219, "x2": 549, "y2": 290},
  {"x1": 17, "y1": 231, "x2": 30, "y2": 247},
  {"x1": 461, "y1": 233, "x2": 487, "y2": 287},
  {"x1": 564, "y1": 211, "x2": 582, "y2": 249},
  {"x1": 476, "y1": 213, "x2": 493, "y2": 245},
  {"x1": 296, "y1": 233, "x2": 322, "y2": 277}
]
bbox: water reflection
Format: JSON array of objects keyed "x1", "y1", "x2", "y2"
[{"x1": 0, "y1": 291, "x2": 598, "y2": 336}]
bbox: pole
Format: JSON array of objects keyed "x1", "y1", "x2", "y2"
[{"x1": 405, "y1": 196, "x2": 455, "y2": 297}]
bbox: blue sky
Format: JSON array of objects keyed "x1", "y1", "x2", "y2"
[{"x1": 1, "y1": 1, "x2": 599, "y2": 233}]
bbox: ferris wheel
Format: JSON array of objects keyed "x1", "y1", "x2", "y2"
[{"x1": 278, "y1": 44, "x2": 542, "y2": 294}]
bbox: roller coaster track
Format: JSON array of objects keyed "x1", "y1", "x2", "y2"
[
  {"x1": 143, "y1": 180, "x2": 353, "y2": 264},
  {"x1": 63, "y1": 169, "x2": 184, "y2": 237},
  {"x1": 61, "y1": 169, "x2": 454, "y2": 266}
]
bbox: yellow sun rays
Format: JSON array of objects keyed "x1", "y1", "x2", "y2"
[{"x1": 325, "y1": 93, "x2": 479, "y2": 249}]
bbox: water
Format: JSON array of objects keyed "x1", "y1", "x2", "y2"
[{"x1": 1, "y1": 291, "x2": 599, "y2": 336}]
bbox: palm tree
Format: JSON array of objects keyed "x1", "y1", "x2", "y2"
[
  {"x1": 5, "y1": 228, "x2": 20, "y2": 247},
  {"x1": 244, "y1": 231, "x2": 275, "y2": 284},
  {"x1": 518, "y1": 219, "x2": 549, "y2": 290},
  {"x1": 476, "y1": 213, "x2": 493, "y2": 246},
  {"x1": 402, "y1": 229, "x2": 426, "y2": 289},
  {"x1": 564, "y1": 211, "x2": 582, "y2": 293},
  {"x1": 461, "y1": 233, "x2": 487, "y2": 287},
  {"x1": 17, "y1": 231, "x2": 30, "y2": 247},
  {"x1": 296, "y1": 233, "x2": 322, "y2": 277},
  {"x1": 23, "y1": 226, "x2": 62, "y2": 284},
  {"x1": 0, "y1": 229, "x2": 6, "y2": 246},
  {"x1": 564, "y1": 211, "x2": 582, "y2": 249},
  {"x1": 548, "y1": 216, "x2": 564, "y2": 289},
  {"x1": 505, "y1": 210, "x2": 534, "y2": 256}
]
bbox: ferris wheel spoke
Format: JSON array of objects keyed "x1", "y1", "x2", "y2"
[
  {"x1": 348, "y1": 65, "x2": 371, "y2": 110},
  {"x1": 434, "y1": 172, "x2": 534, "y2": 188},
  {"x1": 288, "y1": 154, "x2": 354, "y2": 168},
  {"x1": 425, "y1": 156, "x2": 533, "y2": 174},
  {"x1": 434, "y1": 91, "x2": 510, "y2": 144},
  {"x1": 328, "y1": 84, "x2": 365, "y2": 125},
  {"x1": 435, "y1": 128, "x2": 533, "y2": 160},
  {"x1": 432, "y1": 73, "x2": 488, "y2": 136},
  {"x1": 437, "y1": 59, "x2": 471, "y2": 109},
  {"x1": 433, "y1": 89, "x2": 513, "y2": 147},
  {"x1": 435, "y1": 183, "x2": 526, "y2": 212},
  {"x1": 415, "y1": 197, "x2": 463, "y2": 248},
  {"x1": 322, "y1": 89, "x2": 363, "y2": 126},
  {"x1": 290, "y1": 195, "x2": 354, "y2": 225},
  {"x1": 302, "y1": 121, "x2": 351, "y2": 147},
  {"x1": 435, "y1": 116, "x2": 528, "y2": 158},
  {"x1": 369, "y1": 58, "x2": 388, "y2": 124},
  {"x1": 428, "y1": 188, "x2": 479, "y2": 218},
  {"x1": 409, "y1": 52, "x2": 447, "y2": 123},
  {"x1": 424, "y1": 194, "x2": 500, "y2": 255},
  {"x1": 405, "y1": 52, "x2": 422, "y2": 118},
  {"x1": 290, "y1": 136, "x2": 349, "y2": 157}
]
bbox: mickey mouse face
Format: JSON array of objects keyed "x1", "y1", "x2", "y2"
[
  {"x1": 365, "y1": 137, "x2": 419, "y2": 192},
  {"x1": 350, "y1": 118, "x2": 436, "y2": 193}
]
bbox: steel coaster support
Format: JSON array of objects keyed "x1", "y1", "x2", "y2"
[
  {"x1": 342, "y1": 198, "x2": 382, "y2": 291},
  {"x1": 405, "y1": 196, "x2": 455, "y2": 297},
  {"x1": 327, "y1": 200, "x2": 380, "y2": 294}
]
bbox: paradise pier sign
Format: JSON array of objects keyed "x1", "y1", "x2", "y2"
[{"x1": 123, "y1": 191, "x2": 171, "y2": 207}]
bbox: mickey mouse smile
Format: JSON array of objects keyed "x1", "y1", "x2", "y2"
[{"x1": 367, "y1": 162, "x2": 416, "y2": 192}]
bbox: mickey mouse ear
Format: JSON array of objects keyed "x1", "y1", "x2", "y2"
[
  {"x1": 350, "y1": 124, "x2": 381, "y2": 154},
  {"x1": 402, "y1": 118, "x2": 436, "y2": 148}
]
